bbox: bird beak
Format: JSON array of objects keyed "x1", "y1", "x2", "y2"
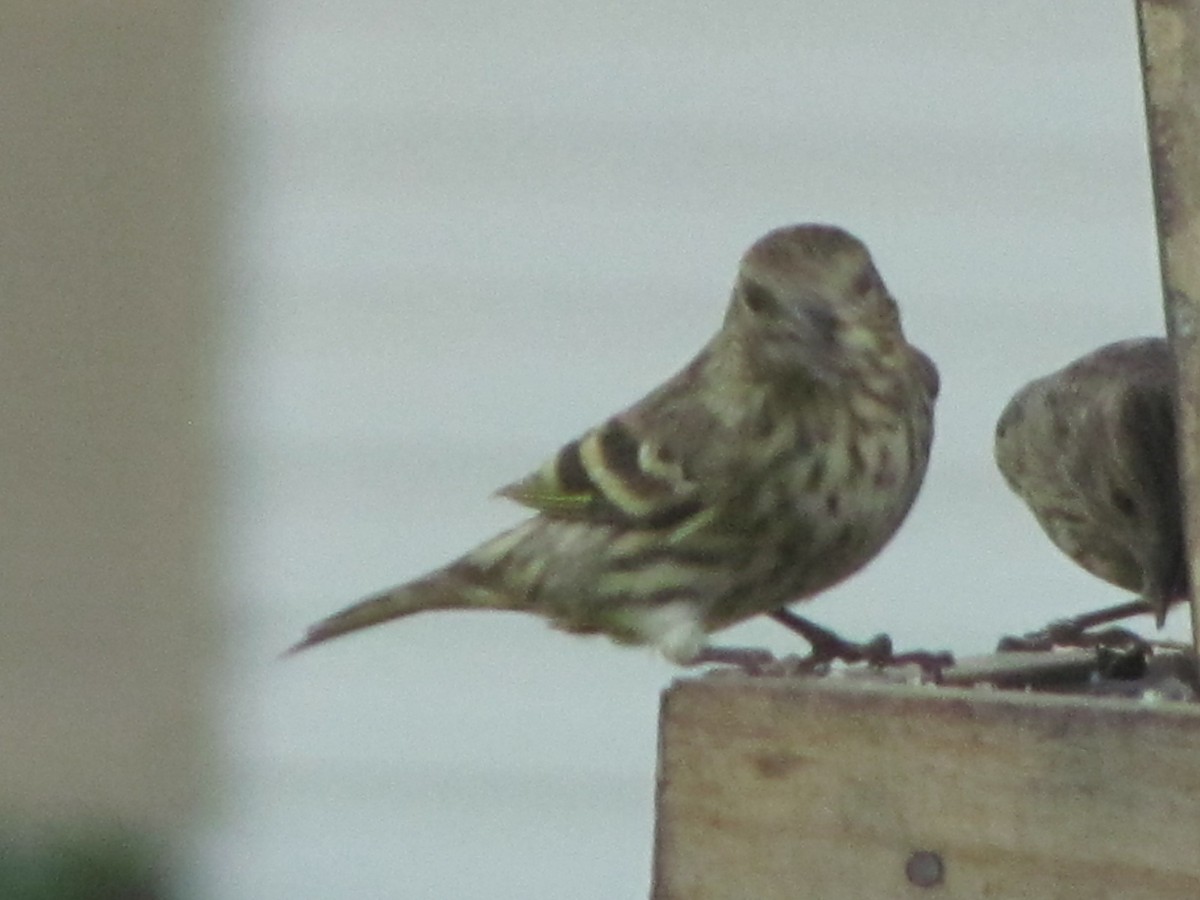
[{"x1": 783, "y1": 300, "x2": 844, "y2": 386}]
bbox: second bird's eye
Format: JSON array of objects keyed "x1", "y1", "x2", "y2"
[{"x1": 742, "y1": 280, "x2": 778, "y2": 315}]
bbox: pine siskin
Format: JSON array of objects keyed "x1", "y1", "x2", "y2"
[
  {"x1": 289, "y1": 224, "x2": 939, "y2": 665},
  {"x1": 994, "y1": 337, "x2": 1187, "y2": 630}
]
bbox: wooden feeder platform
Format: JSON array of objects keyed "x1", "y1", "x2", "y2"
[{"x1": 653, "y1": 675, "x2": 1200, "y2": 899}]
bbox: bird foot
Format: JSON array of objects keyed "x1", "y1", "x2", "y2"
[
  {"x1": 997, "y1": 621, "x2": 1081, "y2": 652},
  {"x1": 997, "y1": 599, "x2": 1158, "y2": 653},
  {"x1": 767, "y1": 608, "x2": 875, "y2": 662},
  {"x1": 884, "y1": 647, "x2": 957, "y2": 683},
  {"x1": 767, "y1": 609, "x2": 952, "y2": 680},
  {"x1": 998, "y1": 620, "x2": 1149, "y2": 653},
  {"x1": 809, "y1": 630, "x2": 894, "y2": 666}
]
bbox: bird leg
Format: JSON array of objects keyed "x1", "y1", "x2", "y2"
[
  {"x1": 768, "y1": 608, "x2": 890, "y2": 664},
  {"x1": 997, "y1": 599, "x2": 1155, "y2": 652},
  {"x1": 768, "y1": 609, "x2": 954, "y2": 678}
]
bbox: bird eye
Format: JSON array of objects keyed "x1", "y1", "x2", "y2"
[{"x1": 742, "y1": 280, "x2": 777, "y2": 315}]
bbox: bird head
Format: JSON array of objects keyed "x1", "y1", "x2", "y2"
[{"x1": 726, "y1": 224, "x2": 909, "y2": 386}]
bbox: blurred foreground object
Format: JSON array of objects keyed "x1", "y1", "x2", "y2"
[
  {"x1": 994, "y1": 339, "x2": 1186, "y2": 634},
  {"x1": 0, "y1": 5, "x2": 219, "y2": 895},
  {"x1": 292, "y1": 224, "x2": 938, "y2": 666},
  {"x1": 0, "y1": 828, "x2": 166, "y2": 900}
]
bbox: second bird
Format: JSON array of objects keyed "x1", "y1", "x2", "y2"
[
  {"x1": 290, "y1": 224, "x2": 939, "y2": 665},
  {"x1": 995, "y1": 337, "x2": 1186, "y2": 628}
]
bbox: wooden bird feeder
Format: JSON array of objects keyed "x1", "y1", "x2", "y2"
[{"x1": 651, "y1": 4, "x2": 1200, "y2": 897}]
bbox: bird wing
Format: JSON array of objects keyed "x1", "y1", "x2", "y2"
[
  {"x1": 1120, "y1": 378, "x2": 1187, "y2": 605},
  {"x1": 496, "y1": 415, "x2": 705, "y2": 528}
]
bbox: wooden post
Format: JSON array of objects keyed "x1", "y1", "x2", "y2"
[
  {"x1": 653, "y1": 677, "x2": 1200, "y2": 900},
  {"x1": 1137, "y1": 0, "x2": 1200, "y2": 654}
]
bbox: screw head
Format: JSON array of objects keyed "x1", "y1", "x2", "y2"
[{"x1": 905, "y1": 850, "x2": 944, "y2": 888}]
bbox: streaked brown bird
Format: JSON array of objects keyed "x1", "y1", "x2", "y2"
[
  {"x1": 994, "y1": 337, "x2": 1187, "y2": 632},
  {"x1": 289, "y1": 224, "x2": 939, "y2": 665}
]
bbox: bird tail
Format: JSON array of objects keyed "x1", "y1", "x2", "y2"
[{"x1": 284, "y1": 561, "x2": 512, "y2": 655}]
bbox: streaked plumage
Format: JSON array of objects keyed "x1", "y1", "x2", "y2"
[
  {"x1": 289, "y1": 224, "x2": 938, "y2": 664},
  {"x1": 994, "y1": 338, "x2": 1186, "y2": 627}
]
